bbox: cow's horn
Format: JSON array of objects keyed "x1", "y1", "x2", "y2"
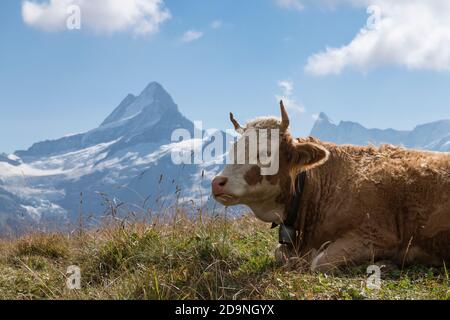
[
  {"x1": 230, "y1": 112, "x2": 244, "y2": 132},
  {"x1": 280, "y1": 100, "x2": 290, "y2": 132}
]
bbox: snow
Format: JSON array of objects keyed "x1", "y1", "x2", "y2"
[
  {"x1": 21, "y1": 201, "x2": 66, "y2": 221},
  {"x1": 119, "y1": 96, "x2": 154, "y2": 121},
  {"x1": 0, "y1": 161, "x2": 64, "y2": 178},
  {"x1": 7, "y1": 154, "x2": 20, "y2": 161},
  {"x1": 63, "y1": 132, "x2": 82, "y2": 138}
]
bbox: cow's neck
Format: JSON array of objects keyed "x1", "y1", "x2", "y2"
[
  {"x1": 245, "y1": 149, "x2": 345, "y2": 229},
  {"x1": 247, "y1": 199, "x2": 286, "y2": 224},
  {"x1": 295, "y1": 150, "x2": 349, "y2": 250}
]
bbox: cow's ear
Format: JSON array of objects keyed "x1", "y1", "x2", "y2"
[{"x1": 289, "y1": 142, "x2": 330, "y2": 174}]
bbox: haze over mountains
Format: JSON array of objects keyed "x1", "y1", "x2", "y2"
[{"x1": 0, "y1": 82, "x2": 449, "y2": 234}]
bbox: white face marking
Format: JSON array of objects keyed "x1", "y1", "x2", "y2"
[
  {"x1": 212, "y1": 118, "x2": 286, "y2": 223},
  {"x1": 228, "y1": 128, "x2": 280, "y2": 175},
  {"x1": 213, "y1": 164, "x2": 284, "y2": 222},
  {"x1": 217, "y1": 164, "x2": 253, "y2": 198}
]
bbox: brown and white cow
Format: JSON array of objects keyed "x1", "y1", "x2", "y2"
[{"x1": 212, "y1": 102, "x2": 450, "y2": 272}]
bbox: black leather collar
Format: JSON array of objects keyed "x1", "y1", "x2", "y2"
[{"x1": 271, "y1": 172, "x2": 307, "y2": 244}]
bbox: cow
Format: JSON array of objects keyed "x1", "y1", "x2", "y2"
[{"x1": 212, "y1": 101, "x2": 450, "y2": 272}]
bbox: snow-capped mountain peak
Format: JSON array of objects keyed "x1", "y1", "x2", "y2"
[
  {"x1": 317, "y1": 112, "x2": 333, "y2": 123},
  {"x1": 15, "y1": 82, "x2": 190, "y2": 159},
  {"x1": 100, "y1": 93, "x2": 137, "y2": 126},
  {"x1": 101, "y1": 82, "x2": 176, "y2": 127}
]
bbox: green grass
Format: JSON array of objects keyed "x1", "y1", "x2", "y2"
[{"x1": 0, "y1": 213, "x2": 448, "y2": 300}]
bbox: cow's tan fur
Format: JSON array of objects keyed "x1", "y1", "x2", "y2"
[
  {"x1": 244, "y1": 117, "x2": 282, "y2": 130},
  {"x1": 214, "y1": 110, "x2": 450, "y2": 272},
  {"x1": 290, "y1": 137, "x2": 450, "y2": 271}
]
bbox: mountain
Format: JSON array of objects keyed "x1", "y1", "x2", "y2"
[
  {"x1": 0, "y1": 82, "x2": 225, "y2": 234},
  {"x1": 0, "y1": 153, "x2": 21, "y2": 166},
  {"x1": 311, "y1": 113, "x2": 450, "y2": 152},
  {"x1": 0, "y1": 186, "x2": 29, "y2": 235},
  {"x1": 16, "y1": 82, "x2": 194, "y2": 158}
]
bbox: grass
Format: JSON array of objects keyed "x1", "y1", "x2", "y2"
[{"x1": 0, "y1": 212, "x2": 449, "y2": 300}]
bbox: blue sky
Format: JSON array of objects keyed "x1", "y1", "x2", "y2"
[{"x1": 1, "y1": 0, "x2": 450, "y2": 153}]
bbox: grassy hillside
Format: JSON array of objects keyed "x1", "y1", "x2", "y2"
[{"x1": 0, "y1": 213, "x2": 449, "y2": 300}]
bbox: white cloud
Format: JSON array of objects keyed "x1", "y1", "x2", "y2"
[
  {"x1": 181, "y1": 30, "x2": 203, "y2": 43},
  {"x1": 276, "y1": 95, "x2": 305, "y2": 114},
  {"x1": 304, "y1": 0, "x2": 450, "y2": 75},
  {"x1": 276, "y1": 80, "x2": 305, "y2": 114},
  {"x1": 22, "y1": 0, "x2": 171, "y2": 35},
  {"x1": 275, "y1": 0, "x2": 304, "y2": 11},
  {"x1": 211, "y1": 20, "x2": 223, "y2": 29},
  {"x1": 278, "y1": 80, "x2": 294, "y2": 96}
]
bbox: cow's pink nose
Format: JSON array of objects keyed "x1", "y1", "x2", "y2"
[{"x1": 212, "y1": 176, "x2": 228, "y2": 195}]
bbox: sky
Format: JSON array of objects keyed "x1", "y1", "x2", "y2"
[{"x1": 1, "y1": 0, "x2": 450, "y2": 153}]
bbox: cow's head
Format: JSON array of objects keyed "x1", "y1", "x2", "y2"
[{"x1": 212, "y1": 101, "x2": 330, "y2": 223}]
